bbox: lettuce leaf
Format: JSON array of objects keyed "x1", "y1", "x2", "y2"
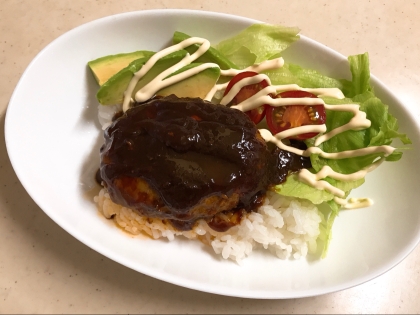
[
  {"x1": 318, "y1": 200, "x2": 340, "y2": 258},
  {"x1": 270, "y1": 52, "x2": 411, "y2": 256},
  {"x1": 341, "y1": 53, "x2": 372, "y2": 97},
  {"x1": 274, "y1": 173, "x2": 364, "y2": 205},
  {"x1": 216, "y1": 26, "x2": 411, "y2": 257},
  {"x1": 263, "y1": 63, "x2": 344, "y2": 89},
  {"x1": 216, "y1": 24, "x2": 300, "y2": 69},
  {"x1": 307, "y1": 55, "x2": 411, "y2": 175}
]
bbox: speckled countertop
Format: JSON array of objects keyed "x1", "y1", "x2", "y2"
[{"x1": 1, "y1": 0, "x2": 419, "y2": 313}]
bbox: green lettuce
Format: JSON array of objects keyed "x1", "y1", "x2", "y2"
[
  {"x1": 263, "y1": 63, "x2": 344, "y2": 89},
  {"x1": 215, "y1": 26, "x2": 411, "y2": 257},
  {"x1": 309, "y1": 54, "x2": 411, "y2": 175},
  {"x1": 275, "y1": 173, "x2": 364, "y2": 205},
  {"x1": 216, "y1": 24, "x2": 300, "y2": 69},
  {"x1": 341, "y1": 53, "x2": 372, "y2": 97},
  {"x1": 272, "y1": 53, "x2": 411, "y2": 256}
]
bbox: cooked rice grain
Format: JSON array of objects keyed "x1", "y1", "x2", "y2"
[
  {"x1": 94, "y1": 188, "x2": 322, "y2": 263},
  {"x1": 97, "y1": 104, "x2": 122, "y2": 130}
]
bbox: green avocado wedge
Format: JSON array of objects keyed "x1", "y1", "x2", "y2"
[
  {"x1": 88, "y1": 50, "x2": 155, "y2": 86},
  {"x1": 96, "y1": 50, "x2": 221, "y2": 105},
  {"x1": 172, "y1": 31, "x2": 238, "y2": 70},
  {"x1": 157, "y1": 63, "x2": 220, "y2": 99},
  {"x1": 97, "y1": 50, "x2": 189, "y2": 105}
]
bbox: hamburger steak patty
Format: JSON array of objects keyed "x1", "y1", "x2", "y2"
[{"x1": 99, "y1": 95, "x2": 310, "y2": 231}]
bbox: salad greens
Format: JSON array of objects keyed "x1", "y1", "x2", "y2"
[
  {"x1": 215, "y1": 24, "x2": 300, "y2": 68},
  {"x1": 216, "y1": 24, "x2": 410, "y2": 255}
]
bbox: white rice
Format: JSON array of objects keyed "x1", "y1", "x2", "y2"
[
  {"x1": 97, "y1": 104, "x2": 122, "y2": 130},
  {"x1": 94, "y1": 189, "x2": 322, "y2": 263}
]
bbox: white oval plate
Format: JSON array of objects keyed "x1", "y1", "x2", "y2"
[{"x1": 5, "y1": 10, "x2": 420, "y2": 299}]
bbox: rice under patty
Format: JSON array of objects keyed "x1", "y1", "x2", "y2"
[{"x1": 94, "y1": 188, "x2": 322, "y2": 262}]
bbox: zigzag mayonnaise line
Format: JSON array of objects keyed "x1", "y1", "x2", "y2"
[{"x1": 121, "y1": 36, "x2": 396, "y2": 208}]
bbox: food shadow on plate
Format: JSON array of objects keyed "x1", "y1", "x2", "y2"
[
  {"x1": 78, "y1": 66, "x2": 103, "y2": 130},
  {"x1": 77, "y1": 66, "x2": 105, "y2": 202}
]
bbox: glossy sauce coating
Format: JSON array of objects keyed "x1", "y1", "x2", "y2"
[{"x1": 100, "y1": 95, "x2": 310, "y2": 231}]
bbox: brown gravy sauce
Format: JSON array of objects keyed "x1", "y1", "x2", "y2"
[{"x1": 99, "y1": 95, "x2": 310, "y2": 232}]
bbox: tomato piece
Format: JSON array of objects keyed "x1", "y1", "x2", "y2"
[
  {"x1": 224, "y1": 71, "x2": 269, "y2": 124},
  {"x1": 266, "y1": 90, "x2": 326, "y2": 140}
]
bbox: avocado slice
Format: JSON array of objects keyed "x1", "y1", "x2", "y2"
[
  {"x1": 88, "y1": 50, "x2": 155, "y2": 86},
  {"x1": 97, "y1": 50, "x2": 189, "y2": 105},
  {"x1": 97, "y1": 50, "x2": 222, "y2": 105},
  {"x1": 173, "y1": 31, "x2": 238, "y2": 70},
  {"x1": 156, "y1": 63, "x2": 220, "y2": 99}
]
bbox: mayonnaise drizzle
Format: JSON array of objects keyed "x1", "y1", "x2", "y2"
[
  {"x1": 120, "y1": 36, "x2": 397, "y2": 208},
  {"x1": 259, "y1": 128, "x2": 395, "y2": 158},
  {"x1": 315, "y1": 104, "x2": 371, "y2": 145},
  {"x1": 123, "y1": 37, "x2": 213, "y2": 112},
  {"x1": 219, "y1": 58, "x2": 285, "y2": 77},
  {"x1": 273, "y1": 84, "x2": 346, "y2": 99},
  {"x1": 220, "y1": 74, "x2": 273, "y2": 105},
  {"x1": 205, "y1": 82, "x2": 229, "y2": 101},
  {"x1": 297, "y1": 158, "x2": 385, "y2": 197},
  {"x1": 339, "y1": 198, "x2": 374, "y2": 209}
]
